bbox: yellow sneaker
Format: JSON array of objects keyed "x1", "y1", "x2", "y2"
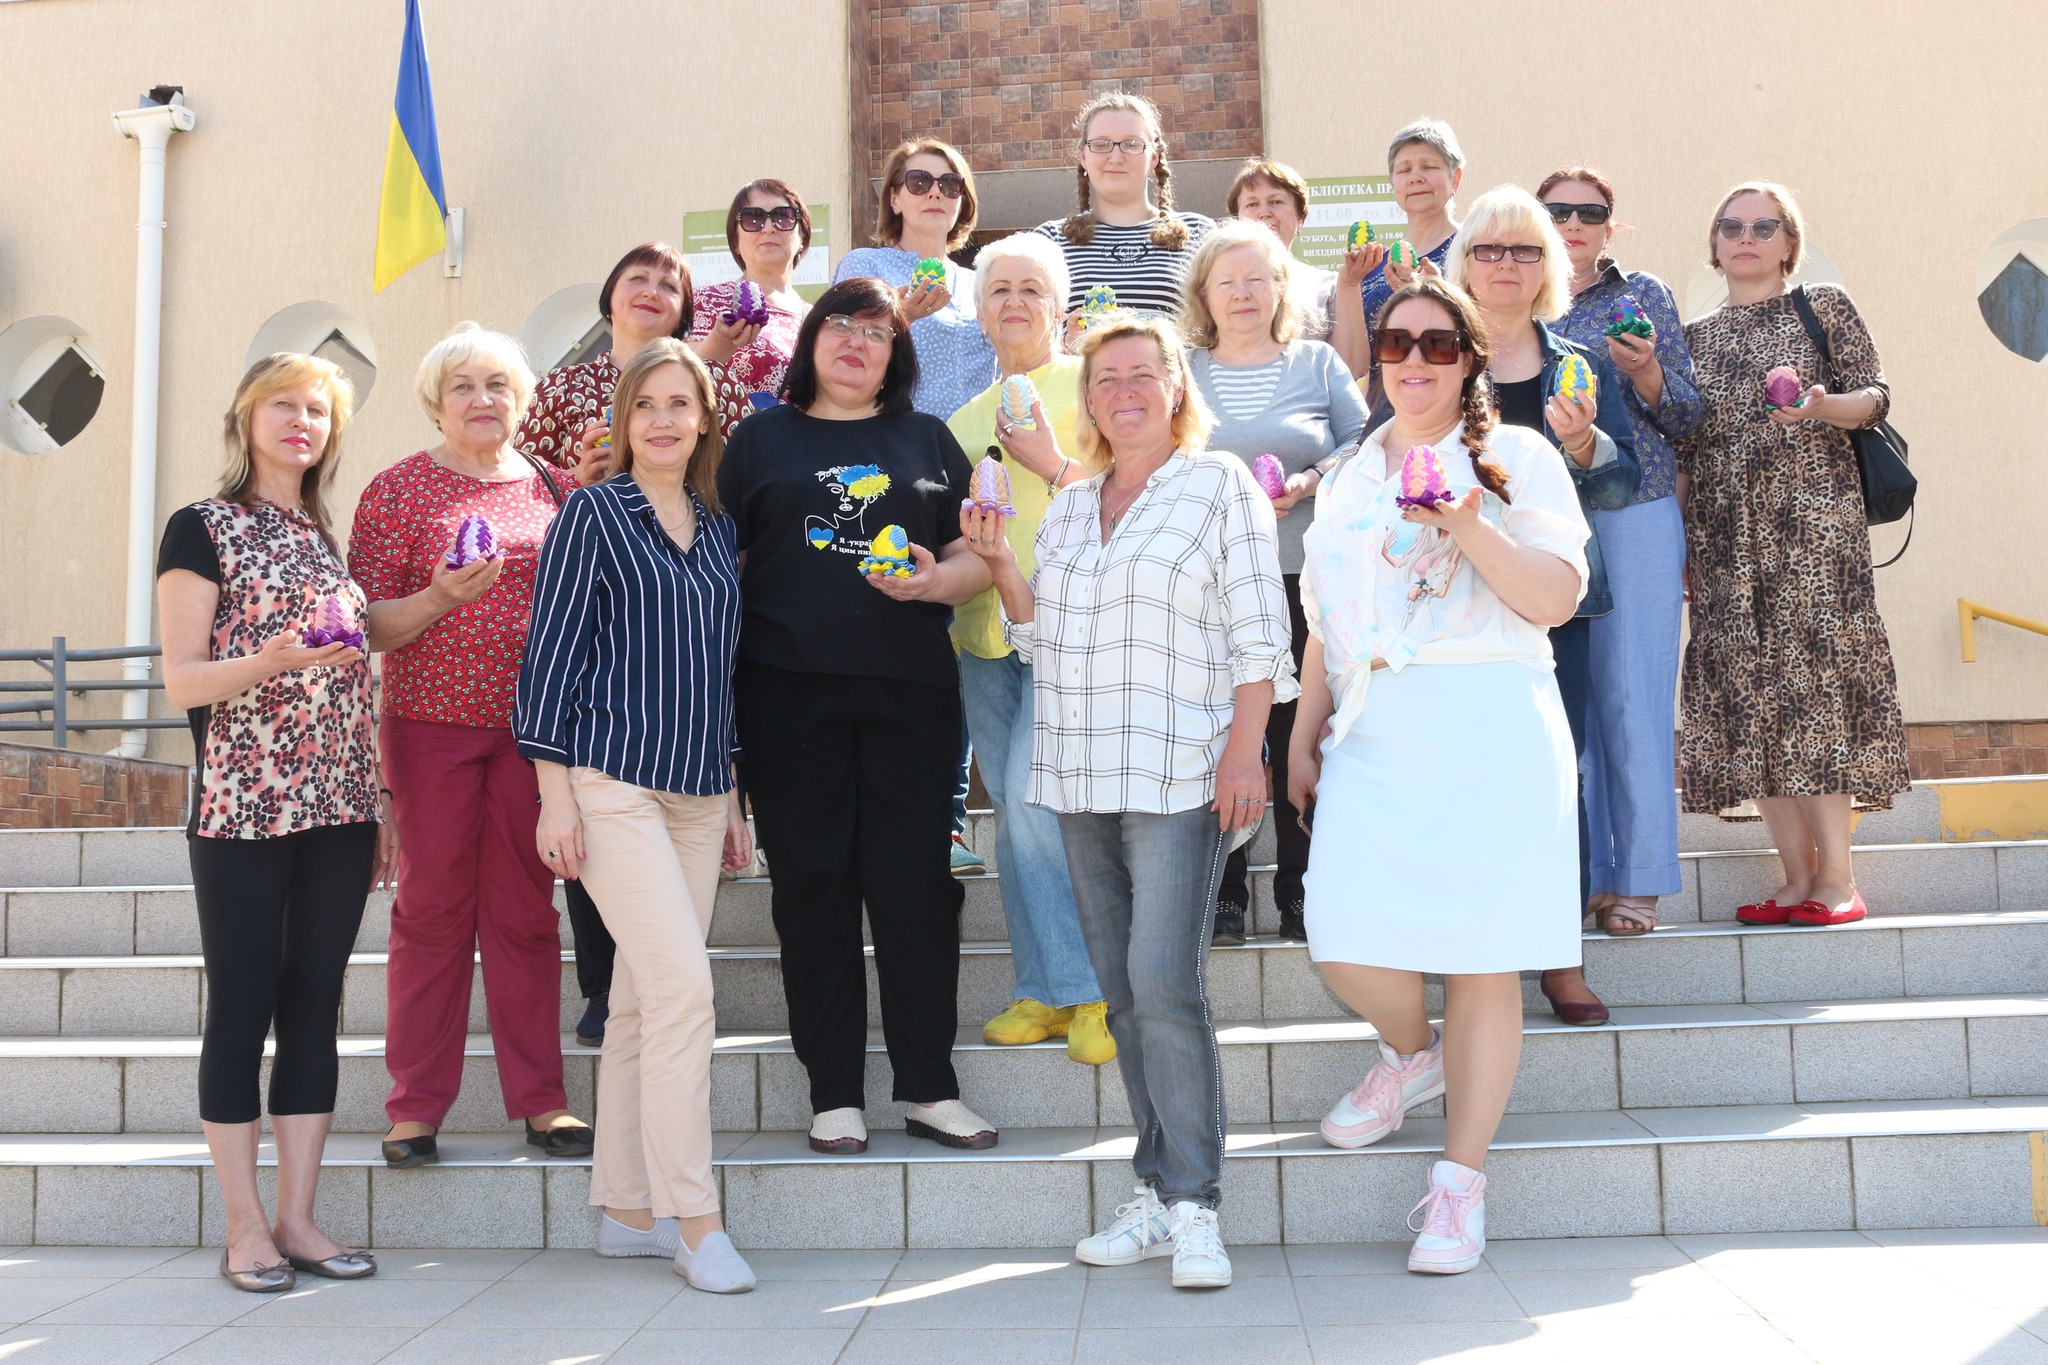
[
  {"x1": 983, "y1": 998, "x2": 1074, "y2": 1046},
  {"x1": 1065, "y1": 1000, "x2": 1117, "y2": 1066}
]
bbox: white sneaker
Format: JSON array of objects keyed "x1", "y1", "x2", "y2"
[
  {"x1": 675, "y1": 1229, "x2": 756, "y2": 1293},
  {"x1": 1321, "y1": 1027, "x2": 1445, "y2": 1149},
  {"x1": 1406, "y1": 1160, "x2": 1487, "y2": 1275},
  {"x1": 1075, "y1": 1184, "x2": 1173, "y2": 1266},
  {"x1": 595, "y1": 1212, "x2": 680, "y2": 1259},
  {"x1": 1169, "y1": 1202, "x2": 1232, "y2": 1289}
]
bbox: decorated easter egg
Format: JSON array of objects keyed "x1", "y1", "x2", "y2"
[
  {"x1": 724, "y1": 279, "x2": 770, "y2": 327},
  {"x1": 301, "y1": 594, "x2": 366, "y2": 652},
  {"x1": 1552, "y1": 353, "x2": 1595, "y2": 404},
  {"x1": 1346, "y1": 220, "x2": 1376, "y2": 250},
  {"x1": 1078, "y1": 283, "x2": 1118, "y2": 325},
  {"x1": 963, "y1": 455, "x2": 1017, "y2": 517},
  {"x1": 1764, "y1": 366, "x2": 1805, "y2": 410},
  {"x1": 1394, "y1": 445, "x2": 1455, "y2": 509},
  {"x1": 857, "y1": 524, "x2": 916, "y2": 577},
  {"x1": 593, "y1": 403, "x2": 612, "y2": 450},
  {"x1": 1384, "y1": 239, "x2": 1419, "y2": 271},
  {"x1": 911, "y1": 257, "x2": 948, "y2": 291},
  {"x1": 443, "y1": 513, "x2": 499, "y2": 568},
  {"x1": 1603, "y1": 293, "x2": 1653, "y2": 338},
  {"x1": 999, "y1": 374, "x2": 1039, "y2": 428},
  {"x1": 1252, "y1": 453, "x2": 1287, "y2": 500}
]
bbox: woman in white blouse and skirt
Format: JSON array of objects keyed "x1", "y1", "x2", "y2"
[
  {"x1": 1290, "y1": 277, "x2": 1590, "y2": 1275},
  {"x1": 964, "y1": 313, "x2": 1296, "y2": 1292}
]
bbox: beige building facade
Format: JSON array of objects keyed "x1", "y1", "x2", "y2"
[{"x1": 2, "y1": 0, "x2": 2046, "y2": 760}]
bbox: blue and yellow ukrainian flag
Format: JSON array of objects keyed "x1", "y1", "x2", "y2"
[{"x1": 373, "y1": 0, "x2": 447, "y2": 292}]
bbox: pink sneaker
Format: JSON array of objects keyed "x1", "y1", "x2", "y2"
[
  {"x1": 1320, "y1": 1028, "x2": 1445, "y2": 1149},
  {"x1": 1406, "y1": 1160, "x2": 1486, "y2": 1274}
]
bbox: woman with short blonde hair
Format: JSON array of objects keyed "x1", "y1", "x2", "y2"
[
  {"x1": 962, "y1": 312, "x2": 1296, "y2": 1290},
  {"x1": 349, "y1": 322, "x2": 594, "y2": 1172}
]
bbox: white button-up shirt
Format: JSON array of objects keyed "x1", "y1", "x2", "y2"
[{"x1": 1006, "y1": 448, "x2": 1300, "y2": 815}]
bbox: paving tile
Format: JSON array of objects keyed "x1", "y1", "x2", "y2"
[
  {"x1": 1851, "y1": 1132, "x2": 2036, "y2": 1227},
  {"x1": 1618, "y1": 1024, "x2": 1792, "y2": 1107},
  {"x1": 1660, "y1": 1137, "x2": 1851, "y2": 1234},
  {"x1": 1581, "y1": 930, "x2": 1742, "y2": 1006},
  {"x1": 200, "y1": 1165, "x2": 368, "y2": 1250},
  {"x1": 1499, "y1": 1262, "x2": 1758, "y2": 1319},
  {"x1": 1483, "y1": 1145, "x2": 1663, "y2": 1238},
  {"x1": 0, "y1": 968, "x2": 60, "y2": 1033},
  {"x1": 1864, "y1": 1229, "x2": 2048, "y2": 1309},
  {"x1": 61, "y1": 965, "x2": 197, "y2": 1035},
  {"x1": 1740, "y1": 926, "x2": 1904, "y2": 1002},
  {"x1": 1969, "y1": 1015, "x2": 2048, "y2": 1095},
  {"x1": 1276, "y1": 1151, "x2": 1439, "y2": 1244},
  {"x1": 78, "y1": 830, "x2": 186, "y2": 887},
  {"x1": 1905, "y1": 922, "x2": 2048, "y2": 995},
  {"x1": 132, "y1": 892, "x2": 203, "y2": 955},
  {"x1": 0, "y1": 1057, "x2": 119, "y2": 1133},
  {"x1": 154, "y1": 1325, "x2": 418, "y2": 1364},
  {"x1": 544, "y1": 1165, "x2": 597, "y2": 1249},
  {"x1": 1506, "y1": 1029, "x2": 1620, "y2": 1113},
  {"x1": 375, "y1": 1325, "x2": 634, "y2": 1364},
  {"x1": 1081, "y1": 1270, "x2": 1301, "y2": 1326},
  {"x1": 232, "y1": 1277, "x2": 490, "y2": 1328},
  {"x1": 370, "y1": 1166, "x2": 544, "y2": 1248},
  {"x1": 1792, "y1": 1017, "x2": 1968, "y2": 1101},
  {"x1": 0, "y1": 832, "x2": 81, "y2": 887},
  {"x1": 837, "y1": 1326, "x2": 1075, "y2": 1363},
  {"x1": 0, "y1": 1246, "x2": 182, "y2": 1277},
  {"x1": 906, "y1": 1157, "x2": 1090, "y2": 1249},
  {"x1": 121, "y1": 1055, "x2": 201, "y2": 1132},
  {"x1": 612, "y1": 1326, "x2": 857, "y2": 1365},
  {"x1": 1536, "y1": 1313, "x2": 1813, "y2": 1363},
  {"x1": 709, "y1": 1051, "x2": 757, "y2": 1131},
  {"x1": 1480, "y1": 1234, "x2": 1689, "y2": 1272},
  {"x1": 884, "y1": 1248, "x2": 1079, "y2": 1282},
  {"x1": 722, "y1": 1161, "x2": 905, "y2": 1249},
  {"x1": 855, "y1": 1272, "x2": 1086, "y2": 1328},
  {"x1": 0, "y1": 1323, "x2": 214, "y2": 1363},
  {"x1": 949, "y1": 1045, "x2": 1098, "y2": 1127},
  {"x1": 641, "y1": 1274, "x2": 887, "y2": 1328},
  {"x1": 1306, "y1": 1320, "x2": 1552, "y2": 1364},
  {"x1": 1076, "y1": 1324, "x2": 1312, "y2": 1363},
  {"x1": 438, "y1": 1276, "x2": 679, "y2": 1329},
  {"x1": 0, "y1": 1276, "x2": 120, "y2": 1325},
  {"x1": 1764, "y1": 1310, "x2": 2048, "y2": 1364},
  {"x1": 0, "y1": 1170, "x2": 33, "y2": 1245},
  {"x1": 35, "y1": 1164, "x2": 200, "y2": 1246},
  {"x1": 1283, "y1": 1240, "x2": 1421, "y2": 1276},
  {"x1": 5, "y1": 892, "x2": 132, "y2": 956},
  {"x1": 1294, "y1": 1269, "x2": 1525, "y2": 1323},
  {"x1": 35, "y1": 1274, "x2": 261, "y2": 1325}
]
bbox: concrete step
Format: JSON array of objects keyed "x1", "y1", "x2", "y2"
[
  {"x1": 5, "y1": 993, "x2": 2042, "y2": 1137},
  {"x1": 11, "y1": 834, "x2": 2048, "y2": 959},
  {"x1": 2, "y1": 911, "x2": 2044, "y2": 1037},
  {"x1": 5, "y1": 1096, "x2": 2043, "y2": 1248}
]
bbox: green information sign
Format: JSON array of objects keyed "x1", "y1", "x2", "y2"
[
  {"x1": 682, "y1": 205, "x2": 833, "y2": 302},
  {"x1": 1291, "y1": 176, "x2": 1405, "y2": 274}
]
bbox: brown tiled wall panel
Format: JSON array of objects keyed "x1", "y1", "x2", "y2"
[
  {"x1": 0, "y1": 743, "x2": 190, "y2": 830},
  {"x1": 867, "y1": 0, "x2": 1262, "y2": 179},
  {"x1": 1903, "y1": 722, "x2": 2048, "y2": 781}
]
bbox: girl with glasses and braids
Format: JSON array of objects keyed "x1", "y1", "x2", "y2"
[
  {"x1": 1289, "y1": 276, "x2": 1592, "y2": 1276},
  {"x1": 685, "y1": 178, "x2": 816, "y2": 438},
  {"x1": 1034, "y1": 90, "x2": 1213, "y2": 321}
]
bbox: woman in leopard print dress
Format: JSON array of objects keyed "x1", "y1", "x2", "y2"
[{"x1": 1677, "y1": 182, "x2": 1909, "y2": 927}]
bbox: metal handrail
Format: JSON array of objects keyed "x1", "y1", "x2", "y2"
[
  {"x1": 0, "y1": 637, "x2": 181, "y2": 748},
  {"x1": 1958, "y1": 599, "x2": 2048, "y2": 663}
]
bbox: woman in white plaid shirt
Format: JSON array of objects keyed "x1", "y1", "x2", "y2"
[{"x1": 961, "y1": 313, "x2": 1297, "y2": 1291}]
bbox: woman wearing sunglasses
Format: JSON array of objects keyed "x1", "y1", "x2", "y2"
[
  {"x1": 1677, "y1": 182, "x2": 1907, "y2": 925},
  {"x1": 717, "y1": 277, "x2": 1000, "y2": 1159},
  {"x1": 1446, "y1": 185, "x2": 1641, "y2": 1027},
  {"x1": 835, "y1": 139, "x2": 996, "y2": 421},
  {"x1": 1035, "y1": 90, "x2": 1213, "y2": 320},
  {"x1": 686, "y1": 178, "x2": 816, "y2": 437},
  {"x1": 1288, "y1": 275, "x2": 1590, "y2": 1274},
  {"x1": 1540, "y1": 167, "x2": 1702, "y2": 941}
]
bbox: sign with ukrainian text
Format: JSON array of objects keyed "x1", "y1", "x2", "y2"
[
  {"x1": 682, "y1": 205, "x2": 833, "y2": 302},
  {"x1": 1291, "y1": 176, "x2": 1404, "y2": 273}
]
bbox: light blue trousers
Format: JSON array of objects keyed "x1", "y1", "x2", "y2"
[
  {"x1": 958, "y1": 649, "x2": 1101, "y2": 1007},
  {"x1": 1583, "y1": 496, "x2": 1686, "y2": 898}
]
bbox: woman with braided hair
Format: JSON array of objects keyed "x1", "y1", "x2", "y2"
[
  {"x1": 1288, "y1": 277, "x2": 1591, "y2": 1275},
  {"x1": 1034, "y1": 90, "x2": 1212, "y2": 320}
]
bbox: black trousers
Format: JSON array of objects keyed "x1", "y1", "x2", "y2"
[
  {"x1": 736, "y1": 660, "x2": 964, "y2": 1113},
  {"x1": 561, "y1": 878, "x2": 616, "y2": 1001},
  {"x1": 1551, "y1": 615, "x2": 1594, "y2": 909},
  {"x1": 1220, "y1": 573, "x2": 1311, "y2": 910},
  {"x1": 189, "y1": 821, "x2": 376, "y2": 1124}
]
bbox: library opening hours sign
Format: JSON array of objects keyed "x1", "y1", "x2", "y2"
[{"x1": 1291, "y1": 176, "x2": 1405, "y2": 275}]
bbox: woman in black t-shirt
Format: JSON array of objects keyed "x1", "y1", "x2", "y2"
[{"x1": 717, "y1": 277, "x2": 996, "y2": 1157}]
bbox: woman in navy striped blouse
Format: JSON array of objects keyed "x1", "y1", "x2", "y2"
[{"x1": 513, "y1": 340, "x2": 756, "y2": 1294}]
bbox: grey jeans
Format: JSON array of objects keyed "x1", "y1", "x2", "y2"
[{"x1": 1056, "y1": 808, "x2": 1229, "y2": 1209}]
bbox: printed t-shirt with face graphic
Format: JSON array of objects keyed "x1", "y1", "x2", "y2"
[{"x1": 716, "y1": 403, "x2": 974, "y2": 687}]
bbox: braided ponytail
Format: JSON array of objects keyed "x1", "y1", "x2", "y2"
[
  {"x1": 1061, "y1": 163, "x2": 1096, "y2": 245},
  {"x1": 1459, "y1": 377, "x2": 1512, "y2": 503},
  {"x1": 1149, "y1": 156, "x2": 1189, "y2": 250}
]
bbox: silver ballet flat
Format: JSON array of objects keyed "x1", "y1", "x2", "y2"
[
  {"x1": 218, "y1": 1249, "x2": 296, "y2": 1293},
  {"x1": 286, "y1": 1249, "x2": 378, "y2": 1280}
]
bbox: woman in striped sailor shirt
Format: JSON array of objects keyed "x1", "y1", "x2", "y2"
[{"x1": 513, "y1": 340, "x2": 757, "y2": 1294}]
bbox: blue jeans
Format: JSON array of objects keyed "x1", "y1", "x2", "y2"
[
  {"x1": 1057, "y1": 807, "x2": 1228, "y2": 1210},
  {"x1": 958, "y1": 650, "x2": 1100, "y2": 1006},
  {"x1": 1584, "y1": 497, "x2": 1685, "y2": 898}
]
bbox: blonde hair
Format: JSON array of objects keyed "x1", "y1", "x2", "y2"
[
  {"x1": 607, "y1": 339, "x2": 725, "y2": 512},
  {"x1": 414, "y1": 322, "x2": 536, "y2": 430},
  {"x1": 1447, "y1": 185, "x2": 1573, "y2": 322},
  {"x1": 1073, "y1": 314, "x2": 1213, "y2": 468},
  {"x1": 1708, "y1": 180, "x2": 1806, "y2": 277},
  {"x1": 217, "y1": 352, "x2": 355, "y2": 548},
  {"x1": 1061, "y1": 90, "x2": 1189, "y2": 250},
  {"x1": 873, "y1": 138, "x2": 979, "y2": 251},
  {"x1": 1179, "y1": 219, "x2": 1298, "y2": 349}
]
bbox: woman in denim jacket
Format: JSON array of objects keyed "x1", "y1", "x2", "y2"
[{"x1": 1445, "y1": 185, "x2": 1641, "y2": 1026}]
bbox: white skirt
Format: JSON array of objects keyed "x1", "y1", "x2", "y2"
[{"x1": 1303, "y1": 660, "x2": 1582, "y2": 973}]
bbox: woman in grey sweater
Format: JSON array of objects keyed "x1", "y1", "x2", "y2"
[{"x1": 1182, "y1": 219, "x2": 1370, "y2": 945}]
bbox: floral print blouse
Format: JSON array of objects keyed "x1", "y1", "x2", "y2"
[
  {"x1": 686, "y1": 278, "x2": 810, "y2": 439},
  {"x1": 1551, "y1": 260, "x2": 1703, "y2": 504},
  {"x1": 516, "y1": 355, "x2": 618, "y2": 474},
  {"x1": 156, "y1": 499, "x2": 379, "y2": 839}
]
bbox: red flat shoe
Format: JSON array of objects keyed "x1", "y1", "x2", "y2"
[
  {"x1": 1539, "y1": 976, "x2": 1610, "y2": 1026},
  {"x1": 1787, "y1": 893, "x2": 1868, "y2": 926},
  {"x1": 1735, "y1": 899, "x2": 1796, "y2": 925}
]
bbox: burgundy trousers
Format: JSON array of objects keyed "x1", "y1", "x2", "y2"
[{"x1": 381, "y1": 716, "x2": 567, "y2": 1125}]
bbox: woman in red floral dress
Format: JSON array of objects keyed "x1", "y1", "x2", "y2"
[{"x1": 350, "y1": 323, "x2": 594, "y2": 1168}]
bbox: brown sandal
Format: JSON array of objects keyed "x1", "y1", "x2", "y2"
[{"x1": 1598, "y1": 898, "x2": 1658, "y2": 937}]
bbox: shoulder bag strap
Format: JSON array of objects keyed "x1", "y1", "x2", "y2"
[
  {"x1": 518, "y1": 448, "x2": 568, "y2": 507},
  {"x1": 1787, "y1": 285, "x2": 1838, "y2": 385}
]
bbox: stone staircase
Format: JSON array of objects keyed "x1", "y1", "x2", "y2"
[{"x1": 0, "y1": 776, "x2": 2044, "y2": 1251}]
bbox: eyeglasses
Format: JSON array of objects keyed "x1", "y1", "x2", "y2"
[
  {"x1": 1543, "y1": 202, "x2": 1611, "y2": 226},
  {"x1": 1081, "y1": 137, "x2": 1153, "y2": 156},
  {"x1": 1372, "y1": 328, "x2": 1466, "y2": 366},
  {"x1": 737, "y1": 205, "x2": 801, "y2": 233},
  {"x1": 1469, "y1": 242, "x2": 1545, "y2": 264},
  {"x1": 1714, "y1": 217, "x2": 1784, "y2": 241},
  {"x1": 821, "y1": 313, "x2": 896, "y2": 347},
  {"x1": 898, "y1": 169, "x2": 966, "y2": 199}
]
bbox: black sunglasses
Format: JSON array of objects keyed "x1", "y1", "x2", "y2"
[
  {"x1": 737, "y1": 205, "x2": 801, "y2": 233},
  {"x1": 1544, "y1": 201, "x2": 1611, "y2": 226},
  {"x1": 898, "y1": 169, "x2": 966, "y2": 200},
  {"x1": 1715, "y1": 217, "x2": 1784, "y2": 241},
  {"x1": 1373, "y1": 327, "x2": 1465, "y2": 366}
]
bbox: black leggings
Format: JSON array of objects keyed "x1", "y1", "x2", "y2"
[{"x1": 190, "y1": 822, "x2": 376, "y2": 1124}]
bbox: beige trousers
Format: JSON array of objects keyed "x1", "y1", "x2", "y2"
[{"x1": 571, "y1": 768, "x2": 725, "y2": 1220}]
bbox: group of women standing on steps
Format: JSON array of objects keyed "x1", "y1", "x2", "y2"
[{"x1": 155, "y1": 87, "x2": 1907, "y2": 1295}]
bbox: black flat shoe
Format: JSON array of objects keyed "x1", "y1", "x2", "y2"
[
  {"x1": 526, "y1": 1119, "x2": 595, "y2": 1158},
  {"x1": 1212, "y1": 902, "x2": 1247, "y2": 947},
  {"x1": 286, "y1": 1249, "x2": 378, "y2": 1280},
  {"x1": 381, "y1": 1134, "x2": 438, "y2": 1168},
  {"x1": 1276, "y1": 898, "x2": 1307, "y2": 943}
]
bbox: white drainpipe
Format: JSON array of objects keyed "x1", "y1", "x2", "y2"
[{"x1": 110, "y1": 91, "x2": 196, "y2": 758}]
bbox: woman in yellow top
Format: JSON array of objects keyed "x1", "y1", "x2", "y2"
[{"x1": 947, "y1": 231, "x2": 1112, "y2": 1065}]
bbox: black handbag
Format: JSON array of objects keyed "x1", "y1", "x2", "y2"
[{"x1": 1789, "y1": 286, "x2": 1914, "y2": 565}]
